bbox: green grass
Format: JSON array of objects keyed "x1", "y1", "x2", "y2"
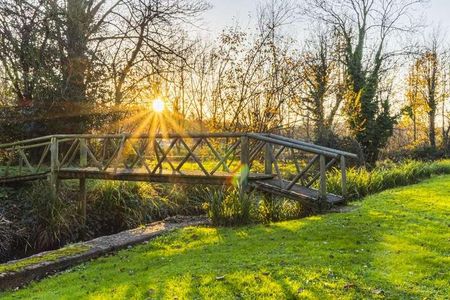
[
  {"x1": 2, "y1": 175, "x2": 449, "y2": 299},
  {"x1": 0, "y1": 245, "x2": 90, "y2": 274}
]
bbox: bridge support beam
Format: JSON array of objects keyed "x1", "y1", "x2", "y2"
[
  {"x1": 318, "y1": 154, "x2": 327, "y2": 210},
  {"x1": 340, "y1": 155, "x2": 347, "y2": 199},
  {"x1": 78, "y1": 138, "x2": 88, "y2": 227},
  {"x1": 80, "y1": 138, "x2": 88, "y2": 168},
  {"x1": 264, "y1": 143, "x2": 273, "y2": 175},
  {"x1": 79, "y1": 178, "x2": 87, "y2": 226},
  {"x1": 49, "y1": 137, "x2": 60, "y2": 199},
  {"x1": 48, "y1": 174, "x2": 60, "y2": 200},
  {"x1": 239, "y1": 136, "x2": 249, "y2": 199}
]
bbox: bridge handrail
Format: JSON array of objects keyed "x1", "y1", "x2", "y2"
[
  {"x1": 0, "y1": 136, "x2": 53, "y2": 149},
  {"x1": 247, "y1": 133, "x2": 341, "y2": 158},
  {"x1": 51, "y1": 133, "x2": 243, "y2": 139},
  {"x1": 265, "y1": 133, "x2": 358, "y2": 159},
  {"x1": 0, "y1": 132, "x2": 245, "y2": 148},
  {"x1": 0, "y1": 132, "x2": 358, "y2": 160},
  {"x1": 0, "y1": 133, "x2": 243, "y2": 150}
]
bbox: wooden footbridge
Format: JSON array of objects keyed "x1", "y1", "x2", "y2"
[{"x1": 0, "y1": 133, "x2": 357, "y2": 215}]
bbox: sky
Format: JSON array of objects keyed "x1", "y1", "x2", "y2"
[{"x1": 200, "y1": 0, "x2": 450, "y2": 37}]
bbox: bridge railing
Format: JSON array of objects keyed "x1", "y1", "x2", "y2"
[
  {"x1": 51, "y1": 133, "x2": 243, "y2": 177},
  {"x1": 244, "y1": 133, "x2": 357, "y2": 200},
  {"x1": 0, "y1": 136, "x2": 53, "y2": 180},
  {"x1": 0, "y1": 133, "x2": 357, "y2": 201}
]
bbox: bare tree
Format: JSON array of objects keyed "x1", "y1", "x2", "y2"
[
  {"x1": 296, "y1": 28, "x2": 345, "y2": 141},
  {"x1": 0, "y1": 0, "x2": 59, "y2": 105},
  {"x1": 209, "y1": 0, "x2": 299, "y2": 132},
  {"x1": 99, "y1": 0, "x2": 209, "y2": 105},
  {"x1": 405, "y1": 29, "x2": 449, "y2": 149},
  {"x1": 419, "y1": 31, "x2": 449, "y2": 149},
  {"x1": 305, "y1": 0, "x2": 426, "y2": 164}
]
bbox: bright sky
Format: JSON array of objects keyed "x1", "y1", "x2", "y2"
[
  {"x1": 201, "y1": 0, "x2": 450, "y2": 37},
  {"x1": 203, "y1": 0, "x2": 255, "y2": 33}
]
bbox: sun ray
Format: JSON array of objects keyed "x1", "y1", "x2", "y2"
[
  {"x1": 116, "y1": 109, "x2": 148, "y2": 126},
  {"x1": 161, "y1": 112, "x2": 188, "y2": 137},
  {"x1": 131, "y1": 114, "x2": 153, "y2": 138}
]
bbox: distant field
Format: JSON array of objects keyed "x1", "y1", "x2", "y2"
[{"x1": 2, "y1": 175, "x2": 449, "y2": 299}]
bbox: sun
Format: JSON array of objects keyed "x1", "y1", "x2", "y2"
[{"x1": 152, "y1": 98, "x2": 165, "y2": 113}]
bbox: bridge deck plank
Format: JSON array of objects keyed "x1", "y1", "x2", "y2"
[
  {"x1": 252, "y1": 179, "x2": 343, "y2": 205},
  {"x1": 57, "y1": 167, "x2": 273, "y2": 185}
]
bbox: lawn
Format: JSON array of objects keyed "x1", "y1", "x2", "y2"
[{"x1": 2, "y1": 176, "x2": 449, "y2": 299}]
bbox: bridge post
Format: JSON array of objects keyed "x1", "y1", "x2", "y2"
[
  {"x1": 79, "y1": 177, "x2": 87, "y2": 226},
  {"x1": 340, "y1": 155, "x2": 347, "y2": 199},
  {"x1": 319, "y1": 154, "x2": 327, "y2": 207},
  {"x1": 18, "y1": 153, "x2": 23, "y2": 175},
  {"x1": 240, "y1": 135, "x2": 249, "y2": 198},
  {"x1": 263, "y1": 142, "x2": 274, "y2": 215},
  {"x1": 79, "y1": 138, "x2": 88, "y2": 226},
  {"x1": 264, "y1": 143, "x2": 272, "y2": 175},
  {"x1": 79, "y1": 138, "x2": 88, "y2": 168},
  {"x1": 49, "y1": 137, "x2": 59, "y2": 199}
]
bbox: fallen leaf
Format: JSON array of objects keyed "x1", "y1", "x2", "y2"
[
  {"x1": 344, "y1": 283, "x2": 356, "y2": 290},
  {"x1": 372, "y1": 288, "x2": 384, "y2": 295}
]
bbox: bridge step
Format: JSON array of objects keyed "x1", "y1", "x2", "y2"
[{"x1": 252, "y1": 179, "x2": 343, "y2": 205}]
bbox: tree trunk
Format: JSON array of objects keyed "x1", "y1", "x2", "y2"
[
  {"x1": 59, "y1": 0, "x2": 89, "y2": 133},
  {"x1": 64, "y1": 0, "x2": 88, "y2": 103},
  {"x1": 428, "y1": 109, "x2": 436, "y2": 148}
]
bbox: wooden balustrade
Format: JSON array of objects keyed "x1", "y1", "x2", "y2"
[{"x1": 0, "y1": 133, "x2": 357, "y2": 210}]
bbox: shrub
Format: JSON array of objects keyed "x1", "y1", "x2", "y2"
[
  {"x1": 21, "y1": 182, "x2": 81, "y2": 251},
  {"x1": 200, "y1": 186, "x2": 254, "y2": 226},
  {"x1": 0, "y1": 180, "x2": 207, "y2": 261},
  {"x1": 315, "y1": 131, "x2": 365, "y2": 167},
  {"x1": 87, "y1": 181, "x2": 205, "y2": 236},
  {"x1": 198, "y1": 187, "x2": 308, "y2": 225},
  {"x1": 161, "y1": 184, "x2": 208, "y2": 216},
  {"x1": 385, "y1": 145, "x2": 446, "y2": 162},
  {"x1": 257, "y1": 195, "x2": 305, "y2": 223},
  {"x1": 327, "y1": 160, "x2": 450, "y2": 200},
  {"x1": 0, "y1": 215, "x2": 13, "y2": 260},
  {"x1": 88, "y1": 181, "x2": 161, "y2": 234}
]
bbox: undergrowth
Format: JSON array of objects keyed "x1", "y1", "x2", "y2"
[
  {"x1": 199, "y1": 187, "x2": 253, "y2": 226},
  {"x1": 197, "y1": 186, "x2": 308, "y2": 226},
  {"x1": 0, "y1": 215, "x2": 12, "y2": 260},
  {"x1": 1, "y1": 159, "x2": 449, "y2": 262},
  {"x1": 326, "y1": 159, "x2": 450, "y2": 199},
  {"x1": 0, "y1": 181, "x2": 205, "y2": 262}
]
